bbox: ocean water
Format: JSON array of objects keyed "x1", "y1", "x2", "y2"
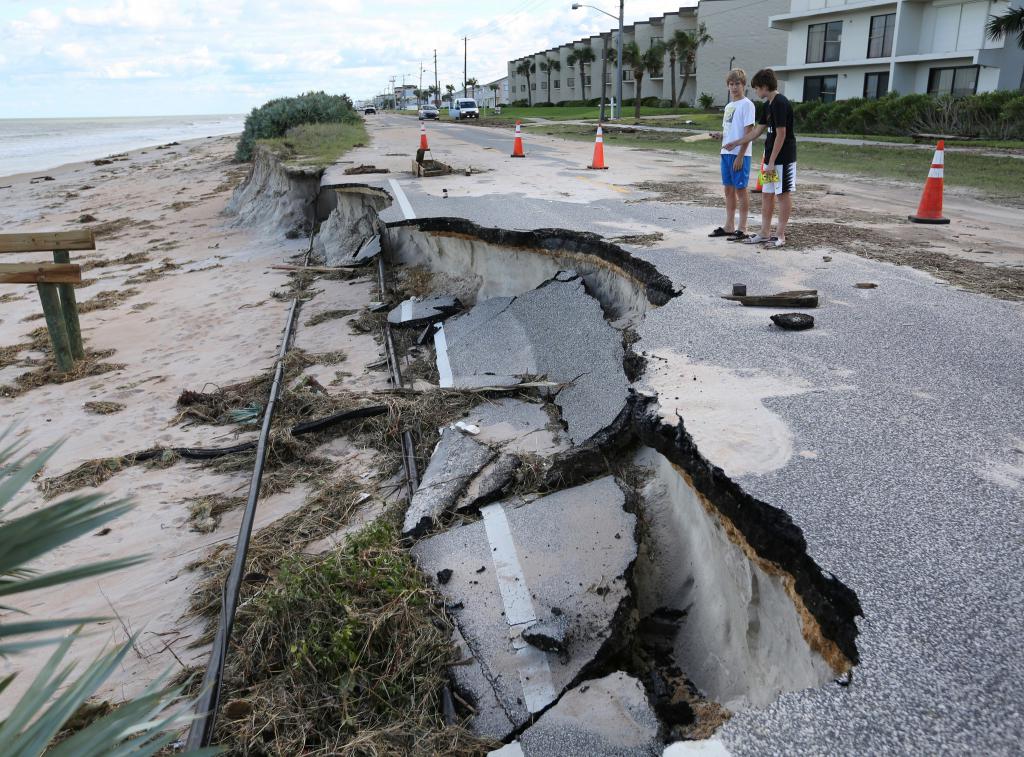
[{"x1": 0, "y1": 114, "x2": 245, "y2": 177}]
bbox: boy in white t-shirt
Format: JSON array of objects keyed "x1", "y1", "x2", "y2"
[{"x1": 708, "y1": 69, "x2": 756, "y2": 240}]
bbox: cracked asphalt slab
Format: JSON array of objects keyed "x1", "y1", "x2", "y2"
[{"x1": 353, "y1": 117, "x2": 1022, "y2": 754}]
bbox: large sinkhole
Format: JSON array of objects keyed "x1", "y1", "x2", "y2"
[{"x1": 314, "y1": 185, "x2": 862, "y2": 746}]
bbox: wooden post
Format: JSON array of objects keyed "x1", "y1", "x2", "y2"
[
  {"x1": 36, "y1": 283, "x2": 74, "y2": 373},
  {"x1": 52, "y1": 249, "x2": 84, "y2": 359}
]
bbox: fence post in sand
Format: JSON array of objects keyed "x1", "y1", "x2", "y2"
[
  {"x1": 36, "y1": 282, "x2": 74, "y2": 373},
  {"x1": 51, "y1": 249, "x2": 85, "y2": 359}
]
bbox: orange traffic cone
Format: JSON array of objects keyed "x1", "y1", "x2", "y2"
[
  {"x1": 420, "y1": 123, "x2": 429, "y2": 151},
  {"x1": 510, "y1": 120, "x2": 525, "y2": 158},
  {"x1": 588, "y1": 124, "x2": 608, "y2": 170},
  {"x1": 909, "y1": 140, "x2": 950, "y2": 224},
  {"x1": 751, "y1": 156, "x2": 765, "y2": 194}
]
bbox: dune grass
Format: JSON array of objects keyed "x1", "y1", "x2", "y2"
[{"x1": 259, "y1": 121, "x2": 369, "y2": 169}]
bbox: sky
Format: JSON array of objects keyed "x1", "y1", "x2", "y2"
[{"x1": 0, "y1": 0, "x2": 698, "y2": 118}]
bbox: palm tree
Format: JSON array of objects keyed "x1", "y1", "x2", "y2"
[
  {"x1": 427, "y1": 84, "x2": 439, "y2": 106},
  {"x1": 539, "y1": 58, "x2": 560, "y2": 104},
  {"x1": 621, "y1": 39, "x2": 667, "y2": 121},
  {"x1": 515, "y1": 59, "x2": 536, "y2": 105},
  {"x1": 575, "y1": 45, "x2": 596, "y2": 101},
  {"x1": 0, "y1": 438, "x2": 207, "y2": 755},
  {"x1": 465, "y1": 77, "x2": 479, "y2": 98},
  {"x1": 676, "y1": 23, "x2": 713, "y2": 108},
  {"x1": 489, "y1": 83, "x2": 500, "y2": 107},
  {"x1": 445, "y1": 83, "x2": 455, "y2": 105},
  {"x1": 987, "y1": 7, "x2": 1024, "y2": 48}
]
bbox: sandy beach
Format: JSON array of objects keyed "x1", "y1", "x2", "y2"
[{"x1": 0, "y1": 135, "x2": 388, "y2": 711}]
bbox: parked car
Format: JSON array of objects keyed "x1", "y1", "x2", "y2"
[
  {"x1": 363, "y1": 105, "x2": 377, "y2": 115},
  {"x1": 418, "y1": 105, "x2": 439, "y2": 120},
  {"x1": 449, "y1": 98, "x2": 480, "y2": 120}
]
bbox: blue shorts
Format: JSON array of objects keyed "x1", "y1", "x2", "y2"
[{"x1": 720, "y1": 154, "x2": 751, "y2": 189}]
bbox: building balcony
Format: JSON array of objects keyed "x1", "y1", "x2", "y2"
[
  {"x1": 772, "y1": 57, "x2": 892, "y2": 72},
  {"x1": 769, "y1": 0, "x2": 897, "y2": 29}
]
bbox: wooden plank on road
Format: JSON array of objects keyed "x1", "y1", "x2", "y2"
[
  {"x1": 0, "y1": 230, "x2": 96, "y2": 253},
  {"x1": 0, "y1": 263, "x2": 83, "y2": 284}
]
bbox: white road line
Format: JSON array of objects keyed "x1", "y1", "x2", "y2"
[
  {"x1": 480, "y1": 503, "x2": 557, "y2": 713},
  {"x1": 387, "y1": 178, "x2": 416, "y2": 219},
  {"x1": 434, "y1": 324, "x2": 454, "y2": 388}
]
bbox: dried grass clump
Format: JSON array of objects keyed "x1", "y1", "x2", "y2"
[
  {"x1": 41, "y1": 448, "x2": 179, "y2": 499},
  {"x1": 123, "y1": 259, "x2": 180, "y2": 285},
  {"x1": 349, "y1": 307, "x2": 387, "y2": 336},
  {"x1": 0, "y1": 348, "x2": 125, "y2": 400},
  {"x1": 304, "y1": 308, "x2": 357, "y2": 327},
  {"x1": 396, "y1": 265, "x2": 435, "y2": 298},
  {"x1": 188, "y1": 494, "x2": 246, "y2": 533},
  {"x1": 309, "y1": 349, "x2": 347, "y2": 365},
  {"x1": 81, "y1": 251, "x2": 151, "y2": 271},
  {"x1": 210, "y1": 520, "x2": 497, "y2": 756},
  {"x1": 83, "y1": 400, "x2": 125, "y2": 415}
]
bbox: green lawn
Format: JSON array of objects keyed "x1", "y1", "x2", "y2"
[
  {"x1": 535, "y1": 124, "x2": 1024, "y2": 201},
  {"x1": 259, "y1": 121, "x2": 369, "y2": 169}
]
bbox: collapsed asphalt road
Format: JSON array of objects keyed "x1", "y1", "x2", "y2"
[{"x1": 311, "y1": 113, "x2": 1023, "y2": 756}]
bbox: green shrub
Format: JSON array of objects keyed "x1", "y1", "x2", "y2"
[
  {"x1": 235, "y1": 91, "x2": 357, "y2": 161},
  {"x1": 698, "y1": 92, "x2": 715, "y2": 110},
  {"x1": 791, "y1": 90, "x2": 1021, "y2": 138}
]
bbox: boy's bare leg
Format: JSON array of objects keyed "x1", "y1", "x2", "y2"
[
  {"x1": 777, "y1": 192, "x2": 792, "y2": 241},
  {"x1": 737, "y1": 189, "x2": 749, "y2": 233},
  {"x1": 723, "y1": 186, "x2": 736, "y2": 232},
  {"x1": 760, "y1": 193, "x2": 775, "y2": 238}
]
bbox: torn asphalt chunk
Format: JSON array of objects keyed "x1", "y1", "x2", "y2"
[
  {"x1": 516, "y1": 672, "x2": 661, "y2": 757},
  {"x1": 387, "y1": 295, "x2": 462, "y2": 329},
  {"x1": 402, "y1": 427, "x2": 495, "y2": 538},
  {"x1": 437, "y1": 274, "x2": 628, "y2": 444},
  {"x1": 411, "y1": 477, "x2": 637, "y2": 733}
]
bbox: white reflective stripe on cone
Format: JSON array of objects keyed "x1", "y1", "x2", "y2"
[
  {"x1": 933, "y1": 150, "x2": 945, "y2": 164},
  {"x1": 928, "y1": 167, "x2": 944, "y2": 179}
]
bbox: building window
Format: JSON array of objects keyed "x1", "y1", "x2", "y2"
[
  {"x1": 806, "y1": 20, "x2": 842, "y2": 64},
  {"x1": 567, "y1": 77, "x2": 575, "y2": 87},
  {"x1": 531, "y1": 83, "x2": 536, "y2": 90},
  {"x1": 585, "y1": 75, "x2": 592, "y2": 86},
  {"x1": 554, "y1": 80, "x2": 560, "y2": 89},
  {"x1": 867, "y1": 13, "x2": 895, "y2": 58},
  {"x1": 622, "y1": 69, "x2": 633, "y2": 81},
  {"x1": 803, "y1": 74, "x2": 838, "y2": 102},
  {"x1": 521, "y1": 84, "x2": 526, "y2": 92},
  {"x1": 863, "y1": 71, "x2": 889, "y2": 99},
  {"x1": 650, "y1": 35, "x2": 662, "y2": 45},
  {"x1": 928, "y1": 65, "x2": 979, "y2": 96},
  {"x1": 540, "y1": 81, "x2": 547, "y2": 90}
]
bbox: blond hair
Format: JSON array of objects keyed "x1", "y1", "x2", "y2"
[{"x1": 726, "y1": 68, "x2": 747, "y2": 85}]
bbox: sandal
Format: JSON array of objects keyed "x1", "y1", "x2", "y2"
[
  {"x1": 763, "y1": 237, "x2": 786, "y2": 248},
  {"x1": 728, "y1": 232, "x2": 753, "y2": 242},
  {"x1": 708, "y1": 227, "x2": 733, "y2": 238},
  {"x1": 740, "y1": 234, "x2": 771, "y2": 244}
]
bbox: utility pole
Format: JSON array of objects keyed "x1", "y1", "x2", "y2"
[
  {"x1": 388, "y1": 76, "x2": 396, "y2": 110},
  {"x1": 463, "y1": 36, "x2": 468, "y2": 97},
  {"x1": 434, "y1": 49, "x2": 439, "y2": 107}
]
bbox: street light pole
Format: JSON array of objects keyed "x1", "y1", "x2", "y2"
[{"x1": 572, "y1": 2, "x2": 624, "y2": 120}]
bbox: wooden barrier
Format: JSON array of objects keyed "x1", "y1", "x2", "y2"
[{"x1": 0, "y1": 230, "x2": 95, "y2": 372}]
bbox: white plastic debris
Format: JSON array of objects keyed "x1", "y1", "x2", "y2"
[{"x1": 453, "y1": 421, "x2": 481, "y2": 436}]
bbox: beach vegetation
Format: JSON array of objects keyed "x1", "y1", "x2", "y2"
[
  {"x1": 258, "y1": 121, "x2": 369, "y2": 169},
  {"x1": 0, "y1": 435, "x2": 211, "y2": 755},
  {"x1": 235, "y1": 91, "x2": 358, "y2": 161}
]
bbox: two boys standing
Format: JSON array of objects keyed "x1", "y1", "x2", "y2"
[{"x1": 709, "y1": 68, "x2": 796, "y2": 249}]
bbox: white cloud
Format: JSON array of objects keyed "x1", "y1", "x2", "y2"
[{"x1": 1, "y1": 0, "x2": 699, "y2": 116}]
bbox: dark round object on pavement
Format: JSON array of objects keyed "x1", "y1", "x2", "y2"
[{"x1": 771, "y1": 312, "x2": 815, "y2": 330}]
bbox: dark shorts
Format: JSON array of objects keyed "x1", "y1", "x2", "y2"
[
  {"x1": 761, "y1": 162, "x2": 797, "y2": 195},
  {"x1": 720, "y1": 154, "x2": 751, "y2": 189}
]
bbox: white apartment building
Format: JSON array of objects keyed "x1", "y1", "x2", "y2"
[
  {"x1": 508, "y1": 8, "x2": 709, "y2": 107},
  {"x1": 769, "y1": 0, "x2": 1024, "y2": 101}
]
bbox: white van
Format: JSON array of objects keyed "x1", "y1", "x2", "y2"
[{"x1": 449, "y1": 98, "x2": 480, "y2": 119}]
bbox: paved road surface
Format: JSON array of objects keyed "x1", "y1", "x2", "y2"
[{"x1": 348, "y1": 115, "x2": 1024, "y2": 755}]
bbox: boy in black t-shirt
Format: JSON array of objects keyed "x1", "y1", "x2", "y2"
[{"x1": 724, "y1": 68, "x2": 796, "y2": 248}]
